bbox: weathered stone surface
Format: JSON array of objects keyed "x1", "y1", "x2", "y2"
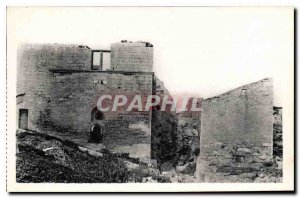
[
  {"x1": 237, "y1": 148, "x2": 252, "y2": 153},
  {"x1": 273, "y1": 107, "x2": 282, "y2": 160},
  {"x1": 142, "y1": 177, "x2": 158, "y2": 183},
  {"x1": 151, "y1": 76, "x2": 178, "y2": 165},
  {"x1": 17, "y1": 41, "x2": 281, "y2": 183},
  {"x1": 176, "y1": 162, "x2": 196, "y2": 175},
  {"x1": 175, "y1": 113, "x2": 201, "y2": 171},
  {"x1": 17, "y1": 43, "x2": 154, "y2": 160},
  {"x1": 197, "y1": 78, "x2": 273, "y2": 182},
  {"x1": 160, "y1": 160, "x2": 175, "y2": 172},
  {"x1": 111, "y1": 41, "x2": 153, "y2": 72},
  {"x1": 149, "y1": 159, "x2": 158, "y2": 168}
]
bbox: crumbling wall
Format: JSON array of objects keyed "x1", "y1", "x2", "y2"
[
  {"x1": 151, "y1": 108, "x2": 178, "y2": 167},
  {"x1": 273, "y1": 107, "x2": 282, "y2": 160},
  {"x1": 17, "y1": 44, "x2": 92, "y2": 130},
  {"x1": 17, "y1": 44, "x2": 153, "y2": 161},
  {"x1": 150, "y1": 77, "x2": 177, "y2": 167},
  {"x1": 168, "y1": 98, "x2": 202, "y2": 175},
  {"x1": 150, "y1": 77, "x2": 202, "y2": 174},
  {"x1": 197, "y1": 78, "x2": 273, "y2": 182},
  {"x1": 38, "y1": 71, "x2": 153, "y2": 161},
  {"x1": 111, "y1": 41, "x2": 153, "y2": 72},
  {"x1": 176, "y1": 116, "x2": 200, "y2": 161}
]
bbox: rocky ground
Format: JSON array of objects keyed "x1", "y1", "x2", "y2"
[
  {"x1": 16, "y1": 130, "x2": 171, "y2": 183},
  {"x1": 16, "y1": 106, "x2": 282, "y2": 184},
  {"x1": 201, "y1": 160, "x2": 282, "y2": 183},
  {"x1": 197, "y1": 107, "x2": 283, "y2": 183}
]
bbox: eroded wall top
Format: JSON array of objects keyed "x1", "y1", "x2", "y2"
[
  {"x1": 197, "y1": 78, "x2": 273, "y2": 182},
  {"x1": 111, "y1": 41, "x2": 153, "y2": 72}
]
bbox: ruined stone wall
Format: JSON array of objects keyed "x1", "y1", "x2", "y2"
[
  {"x1": 197, "y1": 78, "x2": 273, "y2": 182},
  {"x1": 111, "y1": 42, "x2": 153, "y2": 72},
  {"x1": 150, "y1": 76, "x2": 178, "y2": 167},
  {"x1": 17, "y1": 44, "x2": 92, "y2": 130},
  {"x1": 273, "y1": 107, "x2": 282, "y2": 159},
  {"x1": 49, "y1": 71, "x2": 153, "y2": 161},
  {"x1": 151, "y1": 107, "x2": 178, "y2": 166},
  {"x1": 177, "y1": 116, "x2": 201, "y2": 163},
  {"x1": 17, "y1": 44, "x2": 153, "y2": 161},
  {"x1": 171, "y1": 100, "x2": 202, "y2": 175}
]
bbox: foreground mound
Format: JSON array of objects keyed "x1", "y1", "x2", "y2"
[{"x1": 17, "y1": 130, "x2": 145, "y2": 183}]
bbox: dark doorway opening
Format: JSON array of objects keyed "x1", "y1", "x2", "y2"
[
  {"x1": 19, "y1": 109, "x2": 28, "y2": 129},
  {"x1": 89, "y1": 108, "x2": 104, "y2": 143},
  {"x1": 91, "y1": 108, "x2": 104, "y2": 121}
]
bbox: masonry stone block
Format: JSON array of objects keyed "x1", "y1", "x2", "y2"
[
  {"x1": 196, "y1": 78, "x2": 273, "y2": 182},
  {"x1": 17, "y1": 43, "x2": 154, "y2": 161},
  {"x1": 111, "y1": 41, "x2": 153, "y2": 72}
]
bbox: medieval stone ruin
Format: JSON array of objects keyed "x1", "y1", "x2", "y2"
[{"x1": 17, "y1": 41, "x2": 281, "y2": 182}]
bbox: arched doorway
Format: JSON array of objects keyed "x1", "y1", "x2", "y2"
[
  {"x1": 91, "y1": 107, "x2": 104, "y2": 121},
  {"x1": 89, "y1": 108, "x2": 104, "y2": 143}
]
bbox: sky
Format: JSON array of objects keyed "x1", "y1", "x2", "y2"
[{"x1": 7, "y1": 7, "x2": 294, "y2": 106}]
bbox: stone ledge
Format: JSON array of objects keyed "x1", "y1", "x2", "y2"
[{"x1": 49, "y1": 69, "x2": 155, "y2": 76}]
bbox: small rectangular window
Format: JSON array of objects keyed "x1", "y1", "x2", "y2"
[
  {"x1": 92, "y1": 52, "x2": 101, "y2": 70},
  {"x1": 102, "y1": 52, "x2": 111, "y2": 71},
  {"x1": 92, "y1": 50, "x2": 111, "y2": 70}
]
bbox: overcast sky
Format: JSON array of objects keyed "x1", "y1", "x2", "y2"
[{"x1": 8, "y1": 7, "x2": 294, "y2": 106}]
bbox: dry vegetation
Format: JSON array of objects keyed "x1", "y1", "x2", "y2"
[{"x1": 16, "y1": 130, "x2": 170, "y2": 183}]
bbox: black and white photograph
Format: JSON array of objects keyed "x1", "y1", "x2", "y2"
[{"x1": 5, "y1": 6, "x2": 294, "y2": 192}]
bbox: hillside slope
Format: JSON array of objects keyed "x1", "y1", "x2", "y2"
[{"x1": 16, "y1": 130, "x2": 170, "y2": 183}]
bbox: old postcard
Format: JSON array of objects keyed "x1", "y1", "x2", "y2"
[{"x1": 6, "y1": 7, "x2": 294, "y2": 192}]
